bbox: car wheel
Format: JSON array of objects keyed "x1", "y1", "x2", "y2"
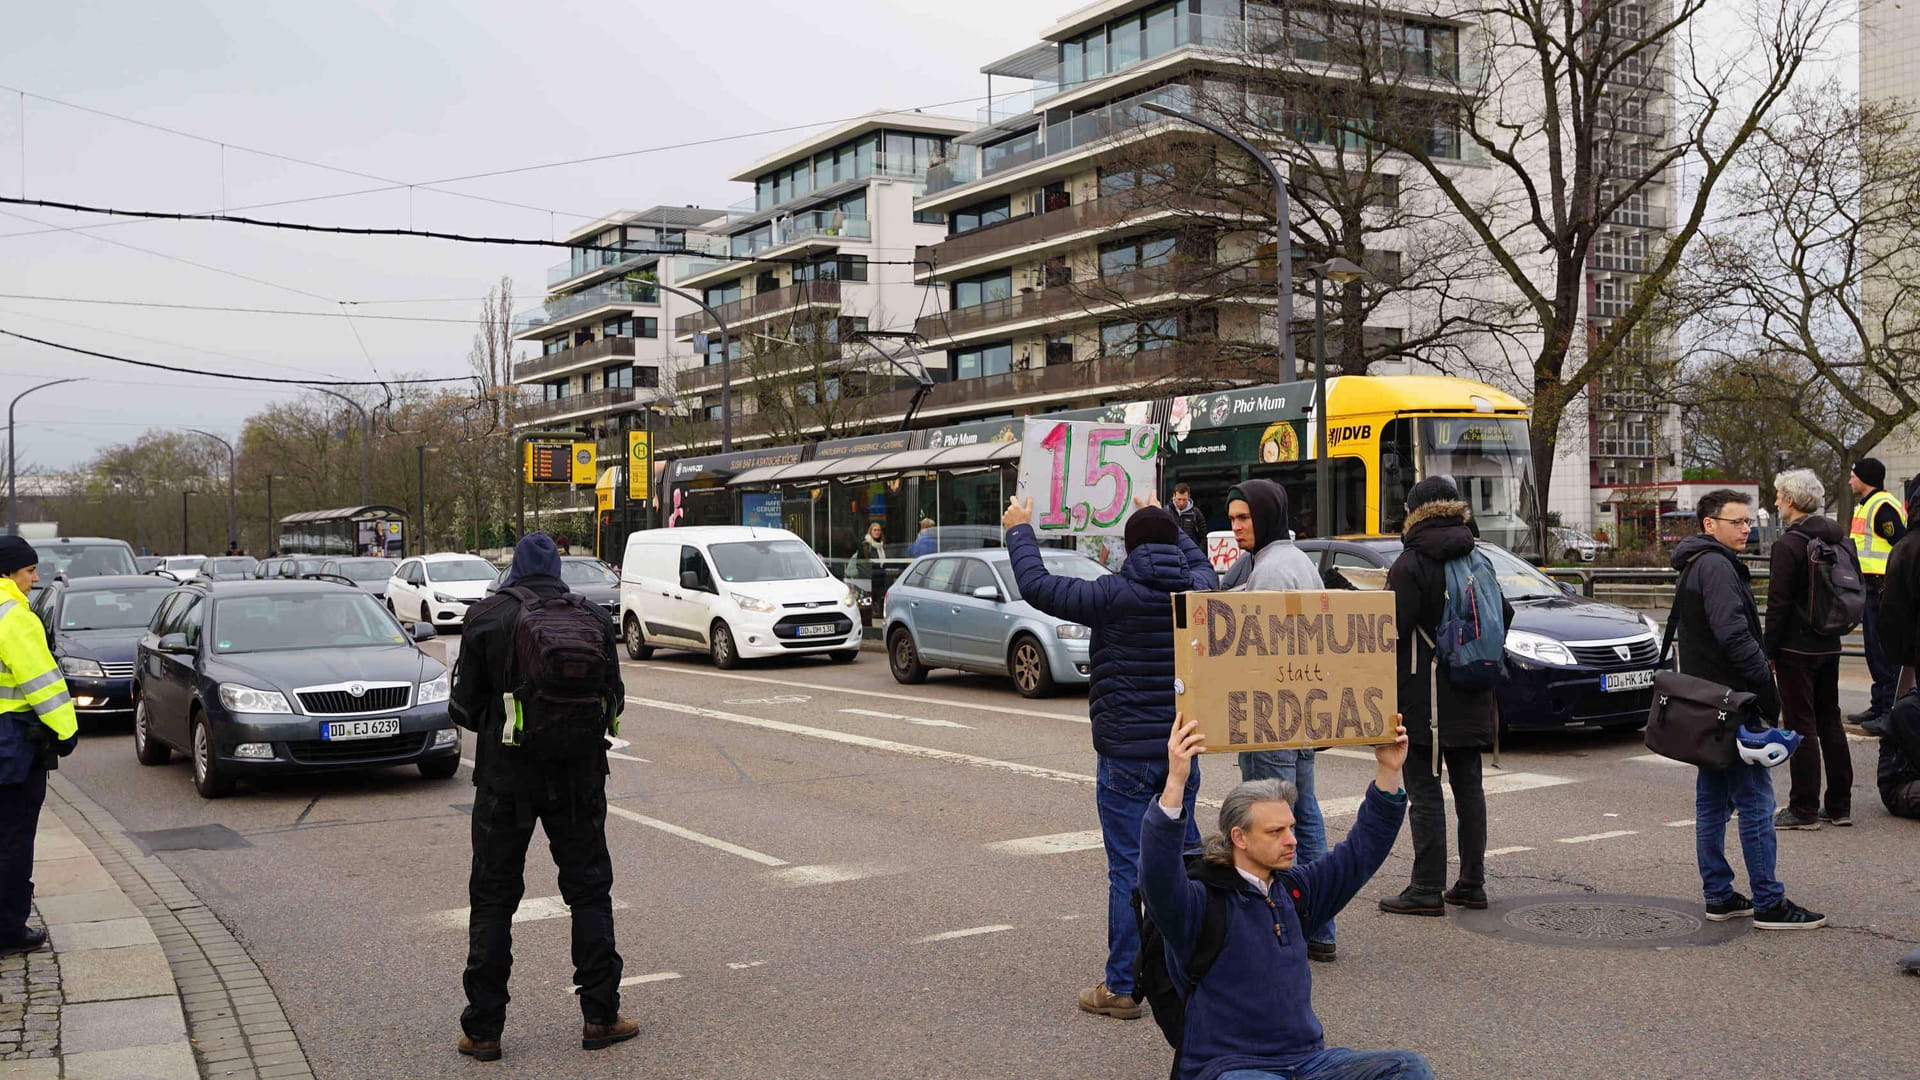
[
  {"x1": 133, "y1": 696, "x2": 170, "y2": 766},
  {"x1": 623, "y1": 615, "x2": 653, "y2": 661},
  {"x1": 386, "y1": 599, "x2": 396, "y2": 616},
  {"x1": 710, "y1": 622, "x2": 741, "y2": 670},
  {"x1": 828, "y1": 649, "x2": 859, "y2": 664},
  {"x1": 888, "y1": 627, "x2": 928, "y2": 685},
  {"x1": 190, "y1": 714, "x2": 234, "y2": 799},
  {"x1": 418, "y1": 755, "x2": 460, "y2": 780},
  {"x1": 1010, "y1": 635, "x2": 1057, "y2": 699}
]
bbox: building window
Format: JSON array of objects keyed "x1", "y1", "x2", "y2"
[
  {"x1": 953, "y1": 342, "x2": 1015, "y2": 381},
  {"x1": 953, "y1": 271, "x2": 1014, "y2": 310},
  {"x1": 602, "y1": 365, "x2": 635, "y2": 389},
  {"x1": 542, "y1": 337, "x2": 566, "y2": 356},
  {"x1": 1099, "y1": 317, "x2": 1179, "y2": 357},
  {"x1": 637, "y1": 365, "x2": 661, "y2": 388},
  {"x1": 638, "y1": 317, "x2": 659, "y2": 339},
  {"x1": 793, "y1": 254, "x2": 868, "y2": 283},
  {"x1": 705, "y1": 280, "x2": 742, "y2": 309},
  {"x1": 544, "y1": 380, "x2": 569, "y2": 401},
  {"x1": 1045, "y1": 335, "x2": 1075, "y2": 366},
  {"x1": 603, "y1": 315, "x2": 634, "y2": 339},
  {"x1": 1099, "y1": 234, "x2": 1177, "y2": 277},
  {"x1": 1042, "y1": 256, "x2": 1073, "y2": 288},
  {"x1": 952, "y1": 196, "x2": 1013, "y2": 236}
]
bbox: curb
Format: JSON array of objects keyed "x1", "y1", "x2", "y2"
[{"x1": 47, "y1": 776, "x2": 314, "y2": 1080}]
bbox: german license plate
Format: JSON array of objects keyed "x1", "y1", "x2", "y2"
[
  {"x1": 321, "y1": 718, "x2": 401, "y2": 741},
  {"x1": 796, "y1": 623, "x2": 839, "y2": 637},
  {"x1": 1603, "y1": 670, "x2": 1656, "y2": 692}
]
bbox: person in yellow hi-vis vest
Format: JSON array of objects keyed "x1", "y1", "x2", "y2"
[
  {"x1": 0, "y1": 536, "x2": 77, "y2": 956},
  {"x1": 1848, "y1": 459, "x2": 1909, "y2": 733}
]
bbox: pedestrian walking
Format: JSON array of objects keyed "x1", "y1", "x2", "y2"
[
  {"x1": 1169, "y1": 483, "x2": 1207, "y2": 549},
  {"x1": 1847, "y1": 458, "x2": 1907, "y2": 733},
  {"x1": 1215, "y1": 480, "x2": 1337, "y2": 962},
  {"x1": 1378, "y1": 477, "x2": 1510, "y2": 917},
  {"x1": 0, "y1": 537, "x2": 76, "y2": 957},
  {"x1": 449, "y1": 533, "x2": 634, "y2": 1061},
  {"x1": 1002, "y1": 493, "x2": 1217, "y2": 1020},
  {"x1": 1671, "y1": 490, "x2": 1826, "y2": 929},
  {"x1": 1763, "y1": 469, "x2": 1855, "y2": 830}
]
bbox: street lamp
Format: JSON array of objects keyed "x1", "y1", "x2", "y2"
[
  {"x1": 187, "y1": 429, "x2": 238, "y2": 552},
  {"x1": 7, "y1": 378, "x2": 82, "y2": 535},
  {"x1": 646, "y1": 280, "x2": 733, "y2": 452},
  {"x1": 309, "y1": 387, "x2": 371, "y2": 505},
  {"x1": 1140, "y1": 100, "x2": 1295, "y2": 383},
  {"x1": 416, "y1": 445, "x2": 439, "y2": 556},
  {"x1": 1309, "y1": 258, "x2": 1369, "y2": 537},
  {"x1": 264, "y1": 474, "x2": 277, "y2": 554},
  {"x1": 181, "y1": 488, "x2": 198, "y2": 553}
]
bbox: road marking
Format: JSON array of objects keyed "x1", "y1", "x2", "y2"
[
  {"x1": 434, "y1": 895, "x2": 630, "y2": 929},
  {"x1": 606, "y1": 805, "x2": 788, "y2": 867},
  {"x1": 725, "y1": 694, "x2": 812, "y2": 705},
  {"x1": 727, "y1": 961, "x2": 766, "y2": 970},
  {"x1": 842, "y1": 707, "x2": 972, "y2": 729},
  {"x1": 1556, "y1": 830, "x2": 1638, "y2": 844},
  {"x1": 917, "y1": 925, "x2": 1014, "y2": 944},
  {"x1": 460, "y1": 757, "x2": 476, "y2": 770},
  {"x1": 768, "y1": 864, "x2": 879, "y2": 887},
  {"x1": 986, "y1": 830, "x2": 1105, "y2": 856},
  {"x1": 1485, "y1": 846, "x2": 1534, "y2": 856},
  {"x1": 606, "y1": 736, "x2": 651, "y2": 764},
  {"x1": 1627, "y1": 754, "x2": 1690, "y2": 768},
  {"x1": 628, "y1": 696, "x2": 1100, "y2": 787},
  {"x1": 1319, "y1": 771, "x2": 1576, "y2": 818},
  {"x1": 624, "y1": 664, "x2": 1089, "y2": 723},
  {"x1": 568, "y1": 970, "x2": 682, "y2": 996},
  {"x1": 1665, "y1": 819, "x2": 1694, "y2": 827}
]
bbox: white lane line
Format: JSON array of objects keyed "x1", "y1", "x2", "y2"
[
  {"x1": 434, "y1": 895, "x2": 630, "y2": 929},
  {"x1": 606, "y1": 805, "x2": 789, "y2": 867},
  {"x1": 1556, "y1": 830, "x2": 1638, "y2": 844},
  {"x1": 1319, "y1": 771, "x2": 1576, "y2": 818},
  {"x1": 624, "y1": 663, "x2": 1089, "y2": 723},
  {"x1": 628, "y1": 696, "x2": 1100, "y2": 787},
  {"x1": 606, "y1": 736, "x2": 651, "y2": 763},
  {"x1": 917, "y1": 925, "x2": 1015, "y2": 944},
  {"x1": 568, "y1": 971, "x2": 683, "y2": 996},
  {"x1": 1665, "y1": 819, "x2": 1695, "y2": 828},
  {"x1": 986, "y1": 830, "x2": 1105, "y2": 856},
  {"x1": 1626, "y1": 754, "x2": 1690, "y2": 768},
  {"x1": 1485, "y1": 845, "x2": 1534, "y2": 856},
  {"x1": 460, "y1": 757, "x2": 476, "y2": 770},
  {"x1": 608, "y1": 750, "x2": 652, "y2": 763},
  {"x1": 768, "y1": 864, "x2": 879, "y2": 887},
  {"x1": 727, "y1": 961, "x2": 766, "y2": 970},
  {"x1": 842, "y1": 707, "x2": 971, "y2": 730}
]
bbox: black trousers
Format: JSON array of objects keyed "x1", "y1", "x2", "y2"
[
  {"x1": 1885, "y1": 698, "x2": 1920, "y2": 820},
  {"x1": 1776, "y1": 653, "x2": 1851, "y2": 818},
  {"x1": 461, "y1": 777, "x2": 622, "y2": 1040},
  {"x1": 0, "y1": 770, "x2": 44, "y2": 942},
  {"x1": 1401, "y1": 746, "x2": 1486, "y2": 893}
]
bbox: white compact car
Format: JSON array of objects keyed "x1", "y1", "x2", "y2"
[
  {"x1": 385, "y1": 553, "x2": 499, "y2": 627},
  {"x1": 620, "y1": 526, "x2": 861, "y2": 668}
]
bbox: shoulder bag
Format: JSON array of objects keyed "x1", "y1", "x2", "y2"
[{"x1": 1644, "y1": 556, "x2": 1752, "y2": 770}]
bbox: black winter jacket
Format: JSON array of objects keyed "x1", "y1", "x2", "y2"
[
  {"x1": 1879, "y1": 529, "x2": 1920, "y2": 669},
  {"x1": 1669, "y1": 534, "x2": 1778, "y2": 724},
  {"x1": 1171, "y1": 501, "x2": 1209, "y2": 548},
  {"x1": 1387, "y1": 500, "x2": 1514, "y2": 748},
  {"x1": 1763, "y1": 513, "x2": 1849, "y2": 659}
]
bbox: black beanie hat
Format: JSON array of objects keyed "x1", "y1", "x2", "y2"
[
  {"x1": 1406, "y1": 475, "x2": 1462, "y2": 511},
  {"x1": 1124, "y1": 506, "x2": 1181, "y2": 551},
  {"x1": 1853, "y1": 458, "x2": 1887, "y2": 490},
  {"x1": 0, "y1": 536, "x2": 37, "y2": 576}
]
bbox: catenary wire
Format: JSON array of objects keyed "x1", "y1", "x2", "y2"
[{"x1": 0, "y1": 327, "x2": 472, "y2": 386}]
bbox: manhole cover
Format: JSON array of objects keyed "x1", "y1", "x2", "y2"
[
  {"x1": 1505, "y1": 901, "x2": 1699, "y2": 942},
  {"x1": 1451, "y1": 893, "x2": 1748, "y2": 949}
]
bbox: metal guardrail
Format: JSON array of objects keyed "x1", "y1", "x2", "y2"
[{"x1": 1538, "y1": 563, "x2": 1868, "y2": 659}]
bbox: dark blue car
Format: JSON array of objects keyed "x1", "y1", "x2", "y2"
[
  {"x1": 30, "y1": 575, "x2": 177, "y2": 729},
  {"x1": 1295, "y1": 538, "x2": 1667, "y2": 734}
]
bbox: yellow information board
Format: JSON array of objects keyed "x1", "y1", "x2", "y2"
[
  {"x1": 524, "y1": 441, "x2": 598, "y2": 485},
  {"x1": 628, "y1": 432, "x2": 651, "y2": 501}
]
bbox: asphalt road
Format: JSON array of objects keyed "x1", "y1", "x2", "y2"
[{"x1": 54, "y1": 647, "x2": 1920, "y2": 1080}]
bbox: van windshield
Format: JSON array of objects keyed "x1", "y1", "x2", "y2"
[{"x1": 708, "y1": 540, "x2": 829, "y2": 583}]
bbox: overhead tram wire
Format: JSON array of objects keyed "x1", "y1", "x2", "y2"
[
  {"x1": 0, "y1": 294, "x2": 500, "y2": 324},
  {"x1": 0, "y1": 205, "x2": 338, "y2": 303},
  {"x1": 0, "y1": 328, "x2": 473, "y2": 387},
  {"x1": 0, "y1": 301, "x2": 397, "y2": 384}
]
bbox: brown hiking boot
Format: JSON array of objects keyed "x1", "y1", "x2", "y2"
[
  {"x1": 457, "y1": 1035, "x2": 501, "y2": 1062},
  {"x1": 582, "y1": 1016, "x2": 640, "y2": 1051},
  {"x1": 1077, "y1": 983, "x2": 1142, "y2": 1020}
]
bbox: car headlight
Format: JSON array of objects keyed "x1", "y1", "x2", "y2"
[
  {"x1": 1505, "y1": 630, "x2": 1575, "y2": 666},
  {"x1": 1641, "y1": 614, "x2": 1661, "y2": 638},
  {"x1": 417, "y1": 673, "x2": 451, "y2": 705},
  {"x1": 1056, "y1": 624, "x2": 1091, "y2": 640},
  {"x1": 730, "y1": 593, "x2": 777, "y2": 613},
  {"x1": 433, "y1": 592, "x2": 464, "y2": 605},
  {"x1": 218, "y1": 683, "x2": 293, "y2": 714},
  {"x1": 844, "y1": 586, "x2": 860, "y2": 608},
  {"x1": 58, "y1": 657, "x2": 105, "y2": 677}
]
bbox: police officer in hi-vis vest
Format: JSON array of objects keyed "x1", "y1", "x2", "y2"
[
  {"x1": 0, "y1": 536, "x2": 78, "y2": 955},
  {"x1": 1849, "y1": 458, "x2": 1908, "y2": 735}
]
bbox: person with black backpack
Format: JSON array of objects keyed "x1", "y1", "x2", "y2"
[
  {"x1": 1137, "y1": 714, "x2": 1429, "y2": 1080},
  {"x1": 449, "y1": 533, "x2": 634, "y2": 1062},
  {"x1": 1763, "y1": 469, "x2": 1860, "y2": 830}
]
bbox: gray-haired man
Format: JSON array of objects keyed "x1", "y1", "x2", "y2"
[{"x1": 1765, "y1": 469, "x2": 1854, "y2": 830}]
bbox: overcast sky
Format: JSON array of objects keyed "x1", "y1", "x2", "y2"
[{"x1": 0, "y1": 0, "x2": 1046, "y2": 469}]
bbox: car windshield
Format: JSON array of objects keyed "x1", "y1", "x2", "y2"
[
  {"x1": 57, "y1": 588, "x2": 169, "y2": 631},
  {"x1": 212, "y1": 593, "x2": 408, "y2": 653},
  {"x1": 997, "y1": 554, "x2": 1110, "y2": 603},
  {"x1": 1476, "y1": 543, "x2": 1565, "y2": 600},
  {"x1": 166, "y1": 557, "x2": 206, "y2": 570},
  {"x1": 207, "y1": 558, "x2": 257, "y2": 576},
  {"x1": 425, "y1": 559, "x2": 496, "y2": 583},
  {"x1": 33, "y1": 543, "x2": 138, "y2": 578},
  {"x1": 335, "y1": 558, "x2": 396, "y2": 583},
  {"x1": 560, "y1": 561, "x2": 617, "y2": 586},
  {"x1": 708, "y1": 540, "x2": 828, "y2": 583}
]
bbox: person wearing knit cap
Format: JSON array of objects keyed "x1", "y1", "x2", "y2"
[
  {"x1": 1002, "y1": 493, "x2": 1217, "y2": 1020},
  {"x1": 0, "y1": 535, "x2": 77, "y2": 957},
  {"x1": 1849, "y1": 458, "x2": 1908, "y2": 729}
]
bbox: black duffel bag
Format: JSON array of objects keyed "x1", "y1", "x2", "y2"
[{"x1": 1645, "y1": 557, "x2": 1753, "y2": 770}]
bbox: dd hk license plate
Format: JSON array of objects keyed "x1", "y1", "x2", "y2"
[
  {"x1": 321, "y1": 718, "x2": 401, "y2": 741},
  {"x1": 796, "y1": 624, "x2": 840, "y2": 637},
  {"x1": 1602, "y1": 670, "x2": 1656, "y2": 693}
]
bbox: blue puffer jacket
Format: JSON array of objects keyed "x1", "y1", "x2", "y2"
[{"x1": 1006, "y1": 524, "x2": 1218, "y2": 759}]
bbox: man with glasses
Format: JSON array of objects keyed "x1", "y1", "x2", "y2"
[{"x1": 1669, "y1": 491, "x2": 1825, "y2": 929}]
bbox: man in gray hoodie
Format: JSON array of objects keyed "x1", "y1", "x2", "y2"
[{"x1": 1219, "y1": 479, "x2": 1339, "y2": 961}]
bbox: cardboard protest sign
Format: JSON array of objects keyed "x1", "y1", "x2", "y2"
[
  {"x1": 1015, "y1": 419, "x2": 1159, "y2": 539},
  {"x1": 1172, "y1": 589, "x2": 1400, "y2": 752}
]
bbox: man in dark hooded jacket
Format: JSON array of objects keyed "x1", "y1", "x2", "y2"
[
  {"x1": 1379, "y1": 477, "x2": 1512, "y2": 917},
  {"x1": 1003, "y1": 494, "x2": 1217, "y2": 1020},
  {"x1": 1763, "y1": 469, "x2": 1852, "y2": 829},
  {"x1": 450, "y1": 534, "x2": 635, "y2": 1060}
]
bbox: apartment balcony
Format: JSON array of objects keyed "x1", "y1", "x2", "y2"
[
  {"x1": 518, "y1": 386, "x2": 639, "y2": 426},
  {"x1": 513, "y1": 279, "x2": 660, "y2": 336},
  {"x1": 674, "y1": 342, "x2": 862, "y2": 397},
  {"x1": 918, "y1": 193, "x2": 1243, "y2": 277},
  {"x1": 1590, "y1": 252, "x2": 1649, "y2": 275},
  {"x1": 673, "y1": 279, "x2": 843, "y2": 339},
  {"x1": 1601, "y1": 203, "x2": 1668, "y2": 231},
  {"x1": 512, "y1": 337, "x2": 638, "y2": 384},
  {"x1": 915, "y1": 262, "x2": 1272, "y2": 345},
  {"x1": 545, "y1": 236, "x2": 728, "y2": 289}
]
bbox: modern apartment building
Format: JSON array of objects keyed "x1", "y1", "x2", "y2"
[{"x1": 1862, "y1": 0, "x2": 1920, "y2": 490}]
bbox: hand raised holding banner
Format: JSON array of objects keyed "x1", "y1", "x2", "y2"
[
  {"x1": 1002, "y1": 496, "x2": 1033, "y2": 530},
  {"x1": 1163, "y1": 712, "x2": 1207, "y2": 812}
]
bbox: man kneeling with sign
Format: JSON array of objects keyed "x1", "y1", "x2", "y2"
[{"x1": 1138, "y1": 715, "x2": 1431, "y2": 1080}]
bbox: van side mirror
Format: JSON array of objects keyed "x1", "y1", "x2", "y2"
[{"x1": 680, "y1": 570, "x2": 702, "y2": 592}]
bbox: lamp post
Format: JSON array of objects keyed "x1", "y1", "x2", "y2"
[
  {"x1": 7, "y1": 377, "x2": 82, "y2": 535},
  {"x1": 187, "y1": 429, "x2": 237, "y2": 552},
  {"x1": 309, "y1": 387, "x2": 371, "y2": 505},
  {"x1": 415, "y1": 445, "x2": 439, "y2": 556},
  {"x1": 264, "y1": 474, "x2": 276, "y2": 554},
  {"x1": 180, "y1": 489, "x2": 197, "y2": 553},
  {"x1": 1140, "y1": 101, "x2": 1295, "y2": 383},
  {"x1": 1309, "y1": 258, "x2": 1369, "y2": 537},
  {"x1": 646, "y1": 280, "x2": 732, "y2": 452}
]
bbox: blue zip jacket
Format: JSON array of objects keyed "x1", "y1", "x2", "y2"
[
  {"x1": 1140, "y1": 784, "x2": 1407, "y2": 1080},
  {"x1": 1005, "y1": 524, "x2": 1217, "y2": 759}
]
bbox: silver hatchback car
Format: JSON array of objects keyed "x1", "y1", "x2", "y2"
[{"x1": 883, "y1": 548, "x2": 1105, "y2": 697}]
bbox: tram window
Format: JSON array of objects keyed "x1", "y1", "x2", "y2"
[
  {"x1": 1379, "y1": 419, "x2": 1415, "y2": 533},
  {"x1": 1166, "y1": 466, "x2": 1240, "y2": 536},
  {"x1": 1247, "y1": 458, "x2": 1367, "y2": 538}
]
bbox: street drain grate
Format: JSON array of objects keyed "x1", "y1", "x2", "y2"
[{"x1": 1451, "y1": 893, "x2": 1749, "y2": 949}]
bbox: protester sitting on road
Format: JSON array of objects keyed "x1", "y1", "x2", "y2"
[
  {"x1": 1141, "y1": 714, "x2": 1432, "y2": 1080},
  {"x1": 1878, "y1": 693, "x2": 1920, "y2": 821},
  {"x1": 1002, "y1": 493, "x2": 1218, "y2": 1021},
  {"x1": 1672, "y1": 490, "x2": 1825, "y2": 929},
  {"x1": 1763, "y1": 469, "x2": 1853, "y2": 830}
]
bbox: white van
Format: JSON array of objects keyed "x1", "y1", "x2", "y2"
[{"x1": 619, "y1": 526, "x2": 862, "y2": 668}]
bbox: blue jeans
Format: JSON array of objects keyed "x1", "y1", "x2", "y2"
[
  {"x1": 1694, "y1": 763, "x2": 1782, "y2": 910},
  {"x1": 1239, "y1": 749, "x2": 1333, "y2": 944},
  {"x1": 1095, "y1": 755, "x2": 1199, "y2": 997},
  {"x1": 1219, "y1": 1048, "x2": 1436, "y2": 1080}
]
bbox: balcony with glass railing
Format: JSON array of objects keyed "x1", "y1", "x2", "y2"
[
  {"x1": 513, "y1": 278, "x2": 660, "y2": 333},
  {"x1": 728, "y1": 211, "x2": 872, "y2": 259},
  {"x1": 519, "y1": 385, "x2": 639, "y2": 424},
  {"x1": 512, "y1": 337, "x2": 638, "y2": 384},
  {"x1": 673, "y1": 279, "x2": 844, "y2": 339},
  {"x1": 545, "y1": 236, "x2": 727, "y2": 288},
  {"x1": 915, "y1": 261, "x2": 1272, "y2": 343}
]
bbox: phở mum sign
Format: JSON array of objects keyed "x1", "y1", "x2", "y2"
[{"x1": 1172, "y1": 590, "x2": 1400, "y2": 751}]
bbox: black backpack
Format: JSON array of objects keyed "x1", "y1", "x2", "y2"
[
  {"x1": 503, "y1": 586, "x2": 617, "y2": 760},
  {"x1": 1803, "y1": 537, "x2": 1866, "y2": 637}
]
